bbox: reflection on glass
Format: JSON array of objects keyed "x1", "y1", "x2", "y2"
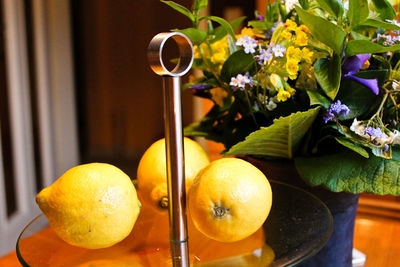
[{"x1": 17, "y1": 181, "x2": 332, "y2": 266}]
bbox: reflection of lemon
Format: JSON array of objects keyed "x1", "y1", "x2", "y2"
[
  {"x1": 137, "y1": 137, "x2": 210, "y2": 211},
  {"x1": 188, "y1": 158, "x2": 272, "y2": 242},
  {"x1": 36, "y1": 163, "x2": 141, "y2": 249}
]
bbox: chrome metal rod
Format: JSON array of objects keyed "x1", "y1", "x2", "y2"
[
  {"x1": 147, "y1": 32, "x2": 193, "y2": 267},
  {"x1": 163, "y1": 76, "x2": 189, "y2": 266}
]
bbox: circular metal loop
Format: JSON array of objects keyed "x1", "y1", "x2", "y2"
[{"x1": 147, "y1": 32, "x2": 194, "y2": 77}]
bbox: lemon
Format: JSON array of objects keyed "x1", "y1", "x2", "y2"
[
  {"x1": 188, "y1": 158, "x2": 272, "y2": 242},
  {"x1": 137, "y1": 137, "x2": 210, "y2": 211},
  {"x1": 36, "y1": 163, "x2": 141, "y2": 249}
]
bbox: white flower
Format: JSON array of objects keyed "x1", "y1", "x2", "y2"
[
  {"x1": 236, "y1": 35, "x2": 257, "y2": 54},
  {"x1": 230, "y1": 73, "x2": 253, "y2": 90},
  {"x1": 272, "y1": 44, "x2": 286, "y2": 58},
  {"x1": 350, "y1": 118, "x2": 366, "y2": 137},
  {"x1": 258, "y1": 94, "x2": 277, "y2": 111},
  {"x1": 283, "y1": 0, "x2": 298, "y2": 13},
  {"x1": 393, "y1": 80, "x2": 400, "y2": 90},
  {"x1": 266, "y1": 100, "x2": 277, "y2": 111},
  {"x1": 230, "y1": 77, "x2": 239, "y2": 87},
  {"x1": 244, "y1": 42, "x2": 257, "y2": 54},
  {"x1": 257, "y1": 47, "x2": 273, "y2": 65}
]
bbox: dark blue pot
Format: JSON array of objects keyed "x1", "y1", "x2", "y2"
[{"x1": 245, "y1": 157, "x2": 359, "y2": 267}]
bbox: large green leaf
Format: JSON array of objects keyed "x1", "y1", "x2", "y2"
[
  {"x1": 173, "y1": 28, "x2": 207, "y2": 45},
  {"x1": 346, "y1": 40, "x2": 400, "y2": 56},
  {"x1": 314, "y1": 54, "x2": 341, "y2": 100},
  {"x1": 220, "y1": 50, "x2": 257, "y2": 82},
  {"x1": 201, "y1": 16, "x2": 236, "y2": 41},
  {"x1": 160, "y1": 1, "x2": 194, "y2": 22},
  {"x1": 316, "y1": 0, "x2": 344, "y2": 19},
  {"x1": 370, "y1": 0, "x2": 397, "y2": 20},
  {"x1": 211, "y1": 16, "x2": 246, "y2": 43},
  {"x1": 295, "y1": 150, "x2": 400, "y2": 195},
  {"x1": 224, "y1": 107, "x2": 321, "y2": 159},
  {"x1": 296, "y1": 6, "x2": 345, "y2": 54},
  {"x1": 348, "y1": 0, "x2": 369, "y2": 27}
]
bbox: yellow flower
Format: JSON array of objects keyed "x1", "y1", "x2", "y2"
[
  {"x1": 295, "y1": 30, "x2": 308, "y2": 46},
  {"x1": 211, "y1": 51, "x2": 226, "y2": 64},
  {"x1": 287, "y1": 46, "x2": 302, "y2": 62},
  {"x1": 286, "y1": 59, "x2": 299, "y2": 79},
  {"x1": 298, "y1": 25, "x2": 311, "y2": 34},
  {"x1": 284, "y1": 19, "x2": 297, "y2": 31},
  {"x1": 286, "y1": 87, "x2": 296, "y2": 96},
  {"x1": 361, "y1": 60, "x2": 370, "y2": 70},
  {"x1": 238, "y1": 27, "x2": 265, "y2": 39},
  {"x1": 277, "y1": 89, "x2": 291, "y2": 102},
  {"x1": 210, "y1": 87, "x2": 229, "y2": 107},
  {"x1": 301, "y1": 47, "x2": 314, "y2": 64},
  {"x1": 281, "y1": 30, "x2": 292, "y2": 40}
]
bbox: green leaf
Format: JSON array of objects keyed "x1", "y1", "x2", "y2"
[
  {"x1": 348, "y1": 0, "x2": 369, "y2": 27},
  {"x1": 345, "y1": 40, "x2": 400, "y2": 56},
  {"x1": 160, "y1": 1, "x2": 194, "y2": 22},
  {"x1": 173, "y1": 28, "x2": 207, "y2": 45},
  {"x1": 192, "y1": 0, "x2": 208, "y2": 13},
  {"x1": 296, "y1": 6, "x2": 345, "y2": 54},
  {"x1": 314, "y1": 53, "x2": 341, "y2": 100},
  {"x1": 248, "y1": 20, "x2": 268, "y2": 30},
  {"x1": 299, "y1": 0, "x2": 310, "y2": 9},
  {"x1": 295, "y1": 150, "x2": 400, "y2": 195},
  {"x1": 316, "y1": 0, "x2": 344, "y2": 19},
  {"x1": 350, "y1": 31, "x2": 369, "y2": 40},
  {"x1": 211, "y1": 16, "x2": 246, "y2": 43},
  {"x1": 201, "y1": 15, "x2": 236, "y2": 41},
  {"x1": 338, "y1": 70, "x2": 387, "y2": 119},
  {"x1": 220, "y1": 50, "x2": 256, "y2": 82},
  {"x1": 335, "y1": 137, "x2": 369, "y2": 158},
  {"x1": 358, "y1": 18, "x2": 400, "y2": 30},
  {"x1": 224, "y1": 107, "x2": 321, "y2": 159},
  {"x1": 306, "y1": 90, "x2": 331, "y2": 109},
  {"x1": 227, "y1": 35, "x2": 238, "y2": 55},
  {"x1": 370, "y1": 0, "x2": 397, "y2": 20}
]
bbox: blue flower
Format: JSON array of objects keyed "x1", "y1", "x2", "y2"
[
  {"x1": 324, "y1": 100, "x2": 350, "y2": 123},
  {"x1": 342, "y1": 54, "x2": 379, "y2": 95}
]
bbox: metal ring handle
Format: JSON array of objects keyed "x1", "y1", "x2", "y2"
[{"x1": 147, "y1": 32, "x2": 194, "y2": 77}]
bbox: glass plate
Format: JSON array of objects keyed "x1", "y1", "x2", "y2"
[{"x1": 16, "y1": 180, "x2": 332, "y2": 266}]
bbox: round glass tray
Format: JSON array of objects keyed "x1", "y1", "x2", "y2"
[{"x1": 16, "y1": 180, "x2": 333, "y2": 267}]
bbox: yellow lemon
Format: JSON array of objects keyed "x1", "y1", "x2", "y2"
[
  {"x1": 137, "y1": 137, "x2": 210, "y2": 212},
  {"x1": 188, "y1": 158, "x2": 272, "y2": 242},
  {"x1": 36, "y1": 163, "x2": 141, "y2": 249}
]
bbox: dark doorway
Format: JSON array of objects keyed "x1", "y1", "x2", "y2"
[{"x1": 72, "y1": 0, "x2": 194, "y2": 178}]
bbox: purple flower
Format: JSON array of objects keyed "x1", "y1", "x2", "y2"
[
  {"x1": 364, "y1": 126, "x2": 388, "y2": 139},
  {"x1": 257, "y1": 15, "x2": 263, "y2": 21},
  {"x1": 342, "y1": 54, "x2": 379, "y2": 95},
  {"x1": 189, "y1": 84, "x2": 213, "y2": 90},
  {"x1": 323, "y1": 100, "x2": 350, "y2": 123}
]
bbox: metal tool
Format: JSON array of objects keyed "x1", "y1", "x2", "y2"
[{"x1": 147, "y1": 32, "x2": 193, "y2": 267}]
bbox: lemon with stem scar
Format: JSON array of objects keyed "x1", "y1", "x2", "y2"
[
  {"x1": 137, "y1": 137, "x2": 210, "y2": 212},
  {"x1": 188, "y1": 158, "x2": 272, "y2": 242}
]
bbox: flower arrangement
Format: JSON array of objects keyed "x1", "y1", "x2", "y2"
[{"x1": 162, "y1": 0, "x2": 400, "y2": 195}]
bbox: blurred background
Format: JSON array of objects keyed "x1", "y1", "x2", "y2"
[
  {"x1": 0, "y1": 0, "x2": 257, "y2": 256},
  {"x1": 0, "y1": 0, "x2": 399, "y2": 261}
]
